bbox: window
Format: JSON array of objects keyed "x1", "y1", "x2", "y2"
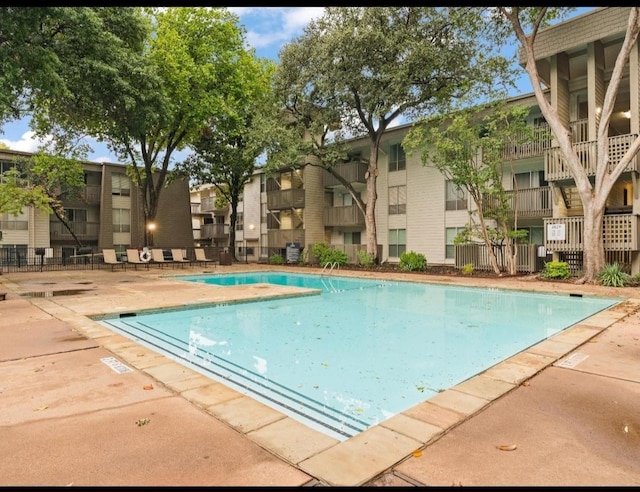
[
  {"x1": 112, "y1": 208, "x2": 131, "y2": 233},
  {"x1": 260, "y1": 173, "x2": 267, "y2": 193},
  {"x1": 261, "y1": 203, "x2": 267, "y2": 223},
  {"x1": 388, "y1": 228, "x2": 406, "y2": 257},
  {"x1": 111, "y1": 173, "x2": 130, "y2": 196},
  {"x1": 236, "y1": 212, "x2": 244, "y2": 231},
  {"x1": 513, "y1": 171, "x2": 547, "y2": 190},
  {"x1": 445, "y1": 181, "x2": 467, "y2": 211},
  {"x1": 388, "y1": 185, "x2": 406, "y2": 215},
  {"x1": 446, "y1": 227, "x2": 465, "y2": 259},
  {"x1": 388, "y1": 143, "x2": 406, "y2": 172},
  {"x1": 344, "y1": 231, "x2": 361, "y2": 245},
  {"x1": 66, "y1": 208, "x2": 87, "y2": 222}
]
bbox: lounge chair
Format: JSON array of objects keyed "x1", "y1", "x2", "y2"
[
  {"x1": 171, "y1": 248, "x2": 191, "y2": 268},
  {"x1": 102, "y1": 249, "x2": 126, "y2": 271},
  {"x1": 126, "y1": 248, "x2": 150, "y2": 270},
  {"x1": 151, "y1": 248, "x2": 173, "y2": 268},
  {"x1": 194, "y1": 248, "x2": 216, "y2": 267}
]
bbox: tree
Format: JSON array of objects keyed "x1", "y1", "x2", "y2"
[
  {"x1": 404, "y1": 102, "x2": 535, "y2": 275},
  {"x1": 177, "y1": 54, "x2": 276, "y2": 259},
  {"x1": 271, "y1": 7, "x2": 513, "y2": 262},
  {"x1": 0, "y1": 7, "x2": 149, "y2": 128},
  {"x1": 32, "y1": 7, "x2": 251, "y2": 246},
  {"x1": 496, "y1": 7, "x2": 640, "y2": 283},
  {"x1": 0, "y1": 138, "x2": 90, "y2": 246}
]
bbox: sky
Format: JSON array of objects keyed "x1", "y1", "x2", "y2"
[{"x1": 0, "y1": 6, "x2": 596, "y2": 164}]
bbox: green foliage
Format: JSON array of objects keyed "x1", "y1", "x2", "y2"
[
  {"x1": 311, "y1": 242, "x2": 348, "y2": 267},
  {"x1": 357, "y1": 249, "x2": 375, "y2": 267},
  {"x1": 399, "y1": 251, "x2": 427, "y2": 272},
  {"x1": 461, "y1": 263, "x2": 474, "y2": 275},
  {"x1": 597, "y1": 263, "x2": 630, "y2": 288},
  {"x1": 541, "y1": 261, "x2": 571, "y2": 280},
  {"x1": 311, "y1": 242, "x2": 330, "y2": 261},
  {"x1": 268, "y1": 253, "x2": 283, "y2": 265}
]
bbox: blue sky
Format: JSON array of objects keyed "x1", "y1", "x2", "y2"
[{"x1": 0, "y1": 6, "x2": 596, "y2": 164}]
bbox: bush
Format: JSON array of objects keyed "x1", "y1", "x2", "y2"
[
  {"x1": 357, "y1": 250, "x2": 374, "y2": 267},
  {"x1": 399, "y1": 251, "x2": 427, "y2": 272},
  {"x1": 321, "y1": 248, "x2": 348, "y2": 267},
  {"x1": 461, "y1": 263, "x2": 474, "y2": 275},
  {"x1": 268, "y1": 253, "x2": 283, "y2": 265},
  {"x1": 598, "y1": 262, "x2": 630, "y2": 287},
  {"x1": 541, "y1": 261, "x2": 571, "y2": 280}
]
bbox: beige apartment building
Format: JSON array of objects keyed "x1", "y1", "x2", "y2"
[
  {"x1": 214, "y1": 7, "x2": 638, "y2": 273},
  {"x1": 0, "y1": 149, "x2": 193, "y2": 265}
]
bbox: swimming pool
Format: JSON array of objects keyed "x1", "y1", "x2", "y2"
[{"x1": 97, "y1": 271, "x2": 619, "y2": 441}]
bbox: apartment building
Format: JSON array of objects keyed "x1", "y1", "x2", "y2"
[
  {"x1": 238, "y1": 7, "x2": 640, "y2": 273},
  {"x1": 0, "y1": 149, "x2": 194, "y2": 261}
]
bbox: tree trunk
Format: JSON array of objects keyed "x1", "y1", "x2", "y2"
[
  {"x1": 580, "y1": 203, "x2": 606, "y2": 283},
  {"x1": 365, "y1": 146, "x2": 379, "y2": 261}
]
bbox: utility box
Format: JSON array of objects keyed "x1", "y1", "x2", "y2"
[{"x1": 219, "y1": 251, "x2": 233, "y2": 265}]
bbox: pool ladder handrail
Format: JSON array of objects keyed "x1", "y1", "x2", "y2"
[{"x1": 321, "y1": 261, "x2": 340, "y2": 275}]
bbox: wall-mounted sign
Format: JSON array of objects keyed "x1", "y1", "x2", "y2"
[{"x1": 547, "y1": 223, "x2": 566, "y2": 241}]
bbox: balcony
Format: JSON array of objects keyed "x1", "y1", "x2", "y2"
[
  {"x1": 545, "y1": 134, "x2": 639, "y2": 181},
  {"x1": 323, "y1": 159, "x2": 368, "y2": 188},
  {"x1": 200, "y1": 196, "x2": 229, "y2": 214},
  {"x1": 323, "y1": 204, "x2": 365, "y2": 227},
  {"x1": 483, "y1": 186, "x2": 552, "y2": 218},
  {"x1": 502, "y1": 124, "x2": 552, "y2": 160},
  {"x1": 544, "y1": 214, "x2": 639, "y2": 252},
  {"x1": 200, "y1": 223, "x2": 229, "y2": 240},
  {"x1": 267, "y1": 228, "x2": 305, "y2": 248},
  {"x1": 266, "y1": 189, "x2": 305, "y2": 210},
  {"x1": 50, "y1": 221, "x2": 100, "y2": 241}
]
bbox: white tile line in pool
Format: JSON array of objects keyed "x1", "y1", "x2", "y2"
[{"x1": 32, "y1": 293, "x2": 635, "y2": 487}]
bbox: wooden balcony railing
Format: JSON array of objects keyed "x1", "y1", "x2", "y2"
[
  {"x1": 323, "y1": 160, "x2": 368, "y2": 188},
  {"x1": 483, "y1": 186, "x2": 552, "y2": 218},
  {"x1": 544, "y1": 214, "x2": 639, "y2": 252},
  {"x1": 323, "y1": 204, "x2": 365, "y2": 227},
  {"x1": 545, "y1": 134, "x2": 639, "y2": 181},
  {"x1": 49, "y1": 221, "x2": 100, "y2": 240},
  {"x1": 267, "y1": 228, "x2": 305, "y2": 248},
  {"x1": 266, "y1": 188, "x2": 305, "y2": 210},
  {"x1": 200, "y1": 196, "x2": 229, "y2": 214},
  {"x1": 502, "y1": 124, "x2": 552, "y2": 160},
  {"x1": 200, "y1": 223, "x2": 229, "y2": 240}
]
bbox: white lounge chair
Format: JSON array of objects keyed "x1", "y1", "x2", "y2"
[
  {"x1": 194, "y1": 248, "x2": 216, "y2": 267},
  {"x1": 151, "y1": 248, "x2": 172, "y2": 268},
  {"x1": 171, "y1": 248, "x2": 191, "y2": 268},
  {"x1": 102, "y1": 249, "x2": 125, "y2": 271},
  {"x1": 126, "y1": 248, "x2": 150, "y2": 270}
]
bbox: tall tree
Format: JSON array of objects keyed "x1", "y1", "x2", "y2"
[
  {"x1": 495, "y1": 7, "x2": 640, "y2": 283},
  {"x1": 177, "y1": 54, "x2": 276, "y2": 259},
  {"x1": 0, "y1": 7, "x2": 149, "y2": 128},
  {"x1": 270, "y1": 7, "x2": 513, "y2": 262},
  {"x1": 32, "y1": 7, "x2": 250, "y2": 245}
]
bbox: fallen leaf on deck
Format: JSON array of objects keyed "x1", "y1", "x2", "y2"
[
  {"x1": 412, "y1": 450, "x2": 423, "y2": 457},
  {"x1": 36, "y1": 405, "x2": 48, "y2": 411},
  {"x1": 136, "y1": 418, "x2": 150, "y2": 426},
  {"x1": 496, "y1": 444, "x2": 517, "y2": 451},
  {"x1": 143, "y1": 384, "x2": 154, "y2": 390}
]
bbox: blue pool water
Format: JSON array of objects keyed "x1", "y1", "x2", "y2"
[{"x1": 97, "y1": 272, "x2": 619, "y2": 441}]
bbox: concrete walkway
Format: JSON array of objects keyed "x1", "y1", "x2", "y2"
[{"x1": 1, "y1": 265, "x2": 639, "y2": 486}]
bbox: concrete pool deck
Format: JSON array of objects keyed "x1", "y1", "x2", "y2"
[{"x1": 1, "y1": 264, "x2": 639, "y2": 486}]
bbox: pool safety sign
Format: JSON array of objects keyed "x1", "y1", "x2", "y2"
[
  {"x1": 101, "y1": 357, "x2": 133, "y2": 374},
  {"x1": 547, "y1": 223, "x2": 566, "y2": 241}
]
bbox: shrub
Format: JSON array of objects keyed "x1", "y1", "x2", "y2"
[
  {"x1": 321, "y1": 248, "x2": 348, "y2": 267},
  {"x1": 399, "y1": 251, "x2": 427, "y2": 272},
  {"x1": 461, "y1": 263, "x2": 474, "y2": 275},
  {"x1": 541, "y1": 261, "x2": 571, "y2": 280},
  {"x1": 311, "y1": 242, "x2": 330, "y2": 263},
  {"x1": 598, "y1": 262, "x2": 630, "y2": 287},
  {"x1": 357, "y1": 249, "x2": 374, "y2": 267},
  {"x1": 268, "y1": 253, "x2": 283, "y2": 265}
]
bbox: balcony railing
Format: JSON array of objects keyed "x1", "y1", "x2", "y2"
[
  {"x1": 49, "y1": 221, "x2": 100, "y2": 240},
  {"x1": 200, "y1": 196, "x2": 229, "y2": 214},
  {"x1": 483, "y1": 186, "x2": 552, "y2": 218},
  {"x1": 323, "y1": 160, "x2": 368, "y2": 188},
  {"x1": 544, "y1": 214, "x2": 639, "y2": 252},
  {"x1": 502, "y1": 124, "x2": 552, "y2": 160},
  {"x1": 545, "y1": 134, "x2": 639, "y2": 181},
  {"x1": 266, "y1": 188, "x2": 305, "y2": 210},
  {"x1": 323, "y1": 204, "x2": 365, "y2": 227},
  {"x1": 267, "y1": 229, "x2": 305, "y2": 248},
  {"x1": 200, "y1": 223, "x2": 229, "y2": 240}
]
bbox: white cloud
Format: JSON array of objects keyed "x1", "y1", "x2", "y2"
[{"x1": 0, "y1": 130, "x2": 50, "y2": 153}]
